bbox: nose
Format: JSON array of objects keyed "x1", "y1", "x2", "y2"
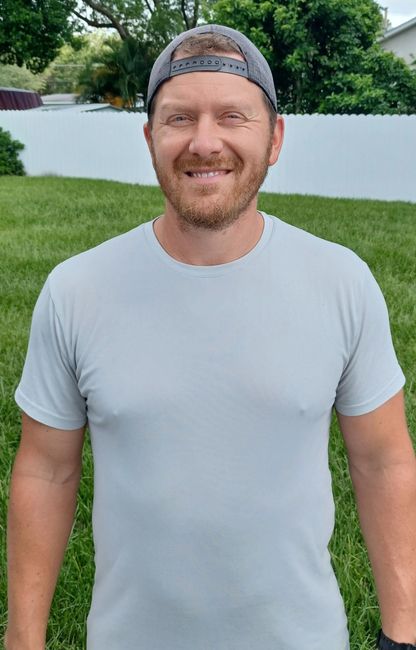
[{"x1": 188, "y1": 115, "x2": 224, "y2": 158}]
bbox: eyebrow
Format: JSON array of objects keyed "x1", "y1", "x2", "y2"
[{"x1": 158, "y1": 102, "x2": 253, "y2": 113}]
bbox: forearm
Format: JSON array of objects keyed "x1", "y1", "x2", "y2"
[
  {"x1": 6, "y1": 457, "x2": 80, "y2": 650},
  {"x1": 350, "y1": 458, "x2": 416, "y2": 643}
]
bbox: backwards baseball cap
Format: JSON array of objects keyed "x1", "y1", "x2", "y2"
[{"x1": 146, "y1": 24, "x2": 277, "y2": 114}]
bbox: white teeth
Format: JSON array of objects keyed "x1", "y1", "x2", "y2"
[{"x1": 189, "y1": 171, "x2": 226, "y2": 178}]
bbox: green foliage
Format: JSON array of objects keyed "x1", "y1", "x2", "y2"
[
  {"x1": 0, "y1": 0, "x2": 75, "y2": 73},
  {"x1": 77, "y1": 36, "x2": 153, "y2": 108},
  {"x1": 41, "y1": 32, "x2": 111, "y2": 94},
  {"x1": 0, "y1": 33, "x2": 112, "y2": 96},
  {"x1": 0, "y1": 128, "x2": 25, "y2": 176},
  {"x1": 72, "y1": 0, "x2": 206, "y2": 44},
  {"x1": 0, "y1": 63, "x2": 47, "y2": 92},
  {"x1": 115, "y1": 37, "x2": 153, "y2": 107},
  {"x1": 209, "y1": 0, "x2": 416, "y2": 114},
  {"x1": 319, "y1": 46, "x2": 416, "y2": 114},
  {"x1": 3, "y1": 0, "x2": 413, "y2": 114}
]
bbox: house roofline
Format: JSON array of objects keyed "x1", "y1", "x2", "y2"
[{"x1": 380, "y1": 15, "x2": 416, "y2": 42}]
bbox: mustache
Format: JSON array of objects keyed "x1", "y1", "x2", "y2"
[{"x1": 174, "y1": 158, "x2": 243, "y2": 173}]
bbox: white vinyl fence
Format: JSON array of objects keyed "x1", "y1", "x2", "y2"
[{"x1": 1, "y1": 110, "x2": 415, "y2": 202}]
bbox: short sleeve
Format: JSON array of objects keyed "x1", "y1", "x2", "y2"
[
  {"x1": 334, "y1": 263, "x2": 405, "y2": 416},
  {"x1": 15, "y1": 276, "x2": 87, "y2": 430}
]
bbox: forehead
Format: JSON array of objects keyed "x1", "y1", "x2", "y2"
[{"x1": 154, "y1": 70, "x2": 265, "y2": 112}]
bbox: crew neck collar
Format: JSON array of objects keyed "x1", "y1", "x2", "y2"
[{"x1": 143, "y1": 211, "x2": 274, "y2": 277}]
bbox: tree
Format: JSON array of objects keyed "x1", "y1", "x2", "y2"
[
  {"x1": 115, "y1": 36, "x2": 153, "y2": 107},
  {"x1": 0, "y1": 32, "x2": 112, "y2": 95},
  {"x1": 5, "y1": 0, "x2": 413, "y2": 114},
  {"x1": 71, "y1": 0, "x2": 202, "y2": 106},
  {"x1": 72, "y1": 0, "x2": 203, "y2": 44},
  {"x1": 77, "y1": 36, "x2": 153, "y2": 108},
  {"x1": 318, "y1": 45, "x2": 416, "y2": 114},
  {"x1": 0, "y1": 0, "x2": 75, "y2": 73},
  {"x1": 0, "y1": 63, "x2": 47, "y2": 91},
  {"x1": 0, "y1": 0, "x2": 205, "y2": 81},
  {"x1": 209, "y1": 0, "x2": 416, "y2": 114},
  {"x1": 41, "y1": 32, "x2": 111, "y2": 94}
]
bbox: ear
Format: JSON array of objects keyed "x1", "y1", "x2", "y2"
[
  {"x1": 143, "y1": 121, "x2": 152, "y2": 149},
  {"x1": 143, "y1": 121, "x2": 155, "y2": 165},
  {"x1": 268, "y1": 115, "x2": 284, "y2": 166}
]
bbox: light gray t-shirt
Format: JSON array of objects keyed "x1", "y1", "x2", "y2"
[{"x1": 15, "y1": 212, "x2": 405, "y2": 650}]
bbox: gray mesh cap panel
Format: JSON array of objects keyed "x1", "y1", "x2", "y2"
[{"x1": 146, "y1": 24, "x2": 277, "y2": 113}]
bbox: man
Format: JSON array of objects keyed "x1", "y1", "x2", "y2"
[{"x1": 5, "y1": 23, "x2": 416, "y2": 650}]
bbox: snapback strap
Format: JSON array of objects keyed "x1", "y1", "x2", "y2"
[{"x1": 170, "y1": 55, "x2": 248, "y2": 78}]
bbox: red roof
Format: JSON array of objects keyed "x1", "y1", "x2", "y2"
[{"x1": 0, "y1": 88, "x2": 43, "y2": 110}]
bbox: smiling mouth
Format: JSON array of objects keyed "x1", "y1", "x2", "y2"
[{"x1": 185, "y1": 170, "x2": 231, "y2": 178}]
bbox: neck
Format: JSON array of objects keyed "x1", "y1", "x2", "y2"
[{"x1": 153, "y1": 205, "x2": 264, "y2": 266}]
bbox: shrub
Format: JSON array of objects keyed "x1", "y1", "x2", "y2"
[{"x1": 0, "y1": 127, "x2": 26, "y2": 175}]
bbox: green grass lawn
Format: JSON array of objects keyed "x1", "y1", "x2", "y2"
[{"x1": 1, "y1": 176, "x2": 415, "y2": 649}]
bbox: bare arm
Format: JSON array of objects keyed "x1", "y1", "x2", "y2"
[
  {"x1": 337, "y1": 389, "x2": 416, "y2": 644},
  {"x1": 5, "y1": 413, "x2": 85, "y2": 650}
]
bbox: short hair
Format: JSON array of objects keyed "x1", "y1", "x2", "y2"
[{"x1": 147, "y1": 33, "x2": 277, "y2": 136}]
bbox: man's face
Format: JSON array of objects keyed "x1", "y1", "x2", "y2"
[{"x1": 143, "y1": 53, "x2": 284, "y2": 232}]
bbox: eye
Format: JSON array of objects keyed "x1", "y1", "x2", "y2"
[
  {"x1": 222, "y1": 113, "x2": 244, "y2": 122},
  {"x1": 169, "y1": 114, "x2": 192, "y2": 124}
]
